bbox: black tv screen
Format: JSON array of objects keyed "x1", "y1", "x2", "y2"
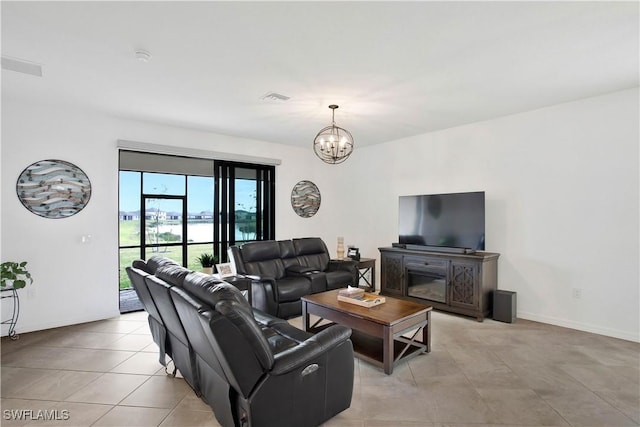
[{"x1": 399, "y1": 191, "x2": 485, "y2": 250}]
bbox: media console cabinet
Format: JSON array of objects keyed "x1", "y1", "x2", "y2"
[{"x1": 379, "y1": 247, "x2": 500, "y2": 321}]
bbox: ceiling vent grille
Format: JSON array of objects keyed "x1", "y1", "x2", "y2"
[
  {"x1": 1, "y1": 56, "x2": 43, "y2": 77},
  {"x1": 260, "y1": 92, "x2": 290, "y2": 102}
]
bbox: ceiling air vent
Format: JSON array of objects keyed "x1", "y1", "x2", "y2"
[
  {"x1": 260, "y1": 92, "x2": 290, "y2": 102},
  {"x1": 1, "y1": 56, "x2": 43, "y2": 77}
]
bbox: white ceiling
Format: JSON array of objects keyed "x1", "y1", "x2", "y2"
[{"x1": 2, "y1": 1, "x2": 638, "y2": 148}]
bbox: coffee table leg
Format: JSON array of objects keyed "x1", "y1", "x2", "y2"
[
  {"x1": 424, "y1": 311, "x2": 431, "y2": 353},
  {"x1": 302, "y1": 301, "x2": 309, "y2": 332},
  {"x1": 383, "y1": 325, "x2": 393, "y2": 374}
]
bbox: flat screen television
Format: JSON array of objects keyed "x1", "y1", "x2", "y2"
[{"x1": 398, "y1": 191, "x2": 485, "y2": 252}]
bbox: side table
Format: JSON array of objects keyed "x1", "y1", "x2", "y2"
[
  {"x1": 355, "y1": 258, "x2": 376, "y2": 291},
  {"x1": 1, "y1": 287, "x2": 20, "y2": 340}
]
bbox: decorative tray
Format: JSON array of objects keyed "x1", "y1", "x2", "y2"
[{"x1": 337, "y1": 293, "x2": 386, "y2": 308}]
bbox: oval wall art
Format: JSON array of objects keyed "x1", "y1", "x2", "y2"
[
  {"x1": 291, "y1": 180, "x2": 321, "y2": 218},
  {"x1": 16, "y1": 159, "x2": 92, "y2": 219}
]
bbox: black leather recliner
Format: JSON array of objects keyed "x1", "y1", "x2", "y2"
[
  {"x1": 127, "y1": 256, "x2": 355, "y2": 427},
  {"x1": 228, "y1": 237, "x2": 358, "y2": 318}
]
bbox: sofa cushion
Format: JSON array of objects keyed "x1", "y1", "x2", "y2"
[
  {"x1": 241, "y1": 240, "x2": 281, "y2": 262},
  {"x1": 293, "y1": 238, "x2": 330, "y2": 271},
  {"x1": 275, "y1": 276, "x2": 313, "y2": 303},
  {"x1": 240, "y1": 241, "x2": 287, "y2": 279}
]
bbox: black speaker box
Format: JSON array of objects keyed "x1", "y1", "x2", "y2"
[{"x1": 493, "y1": 290, "x2": 517, "y2": 323}]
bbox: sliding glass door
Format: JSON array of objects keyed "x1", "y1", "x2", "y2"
[{"x1": 118, "y1": 152, "x2": 275, "y2": 291}]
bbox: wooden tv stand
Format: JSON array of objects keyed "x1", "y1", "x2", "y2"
[{"x1": 379, "y1": 247, "x2": 499, "y2": 321}]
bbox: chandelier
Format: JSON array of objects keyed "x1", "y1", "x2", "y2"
[{"x1": 313, "y1": 105, "x2": 354, "y2": 164}]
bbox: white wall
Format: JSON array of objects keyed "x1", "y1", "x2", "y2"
[
  {"x1": 338, "y1": 88, "x2": 639, "y2": 342},
  {"x1": 0, "y1": 99, "x2": 330, "y2": 335},
  {"x1": 3, "y1": 88, "x2": 638, "y2": 342}
]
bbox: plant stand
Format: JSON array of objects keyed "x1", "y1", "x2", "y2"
[{"x1": 1, "y1": 287, "x2": 20, "y2": 340}]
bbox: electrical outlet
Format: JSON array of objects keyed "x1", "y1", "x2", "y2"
[{"x1": 572, "y1": 288, "x2": 582, "y2": 299}]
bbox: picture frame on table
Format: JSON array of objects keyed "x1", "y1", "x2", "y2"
[
  {"x1": 216, "y1": 262, "x2": 236, "y2": 278},
  {"x1": 347, "y1": 247, "x2": 360, "y2": 260}
]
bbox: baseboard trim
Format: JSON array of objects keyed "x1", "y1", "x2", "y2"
[
  {"x1": 517, "y1": 310, "x2": 639, "y2": 343},
  {"x1": 1, "y1": 309, "x2": 122, "y2": 337}
]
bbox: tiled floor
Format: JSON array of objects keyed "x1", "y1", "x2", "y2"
[{"x1": 1, "y1": 310, "x2": 639, "y2": 426}]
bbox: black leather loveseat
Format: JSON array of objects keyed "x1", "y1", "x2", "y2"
[
  {"x1": 126, "y1": 256, "x2": 354, "y2": 427},
  {"x1": 228, "y1": 237, "x2": 358, "y2": 318}
]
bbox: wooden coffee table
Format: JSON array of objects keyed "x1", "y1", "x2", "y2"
[{"x1": 301, "y1": 289, "x2": 432, "y2": 374}]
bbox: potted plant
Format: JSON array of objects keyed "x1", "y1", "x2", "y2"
[
  {"x1": 196, "y1": 253, "x2": 217, "y2": 275},
  {"x1": 1, "y1": 261, "x2": 33, "y2": 289}
]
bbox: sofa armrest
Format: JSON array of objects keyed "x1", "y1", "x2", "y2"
[
  {"x1": 270, "y1": 325, "x2": 352, "y2": 375},
  {"x1": 328, "y1": 259, "x2": 358, "y2": 272},
  {"x1": 328, "y1": 259, "x2": 359, "y2": 286},
  {"x1": 248, "y1": 276, "x2": 279, "y2": 316}
]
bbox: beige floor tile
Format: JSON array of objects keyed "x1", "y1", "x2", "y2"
[
  {"x1": 140, "y1": 342, "x2": 161, "y2": 354},
  {"x1": 6, "y1": 369, "x2": 101, "y2": 401},
  {"x1": 92, "y1": 406, "x2": 171, "y2": 426},
  {"x1": 110, "y1": 352, "x2": 164, "y2": 375},
  {"x1": 129, "y1": 324, "x2": 153, "y2": 335},
  {"x1": 321, "y1": 418, "x2": 365, "y2": 427},
  {"x1": 64, "y1": 373, "x2": 149, "y2": 405},
  {"x1": 359, "y1": 384, "x2": 436, "y2": 423},
  {"x1": 560, "y1": 364, "x2": 640, "y2": 393},
  {"x1": 464, "y1": 365, "x2": 529, "y2": 390},
  {"x1": 364, "y1": 421, "x2": 432, "y2": 427},
  {"x1": 477, "y1": 387, "x2": 570, "y2": 426},
  {"x1": 2, "y1": 346, "x2": 136, "y2": 372},
  {"x1": 541, "y1": 388, "x2": 638, "y2": 426},
  {"x1": 119, "y1": 375, "x2": 191, "y2": 408},
  {"x1": 595, "y1": 388, "x2": 640, "y2": 423},
  {"x1": 427, "y1": 386, "x2": 494, "y2": 424},
  {"x1": 158, "y1": 408, "x2": 220, "y2": 427},
  {"x1": 1, "y1": 367, "x2": 57, "y2": 398},
  {"x1": 101, "y1": 334, "x2": 154, "y2": 351},
  {"x1": 173, "y1": 393, "x2": 213, "y2": 412},
  {"x1": 507, "y1": 363, "x2": 589, "y2": 395},
  {"x1": 70, "y1": 320, "x2": 145, "y2": 334},
  {"x1": 445, "y1": 344, "x2": 507, "y2": 375},
  {"x1": 36, "y1": 331, "x2": 126, "y2": 349},
  {"x1": 3, "y1": 309, "x2": 639, "y2": 427}
]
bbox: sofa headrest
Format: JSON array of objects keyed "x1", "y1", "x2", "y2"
[
  {"x1": 131, "y1": 259, "x2": 150, "y2": 274},
  {"x1": 293, "y1": 237, "x2": 327, "y2": 256},
  {"x1": 155, "y1": 264, "x2": 191, "y2": 287},
  {"x1": 240, "y1": 240, "x2": 282, "y2": 262},
  {"x1": 278, "y1": 240, "x2": 296, "y2": 259},
  {"x1": 182, "y1": 272, "x2": 247, "y2": 309},
  {"x1": 146, "y1": 256, "x2": 179, "y2": 274}
]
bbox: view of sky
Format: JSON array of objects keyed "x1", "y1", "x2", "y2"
[{"x1": 119, "y1": 171, "x2": 257, "y2": 213}]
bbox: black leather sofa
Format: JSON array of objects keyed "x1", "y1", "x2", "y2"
[
  {"x1": 126, "y1": 256, "x2": 354, "y2": 427},
  {"x1": 228, "y1": 237, "x2": 359, "y2": 318}
]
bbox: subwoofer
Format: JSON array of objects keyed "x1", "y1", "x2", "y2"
[{"x1": 493, "y1": 290, "x2": 517, "y2": 323}]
